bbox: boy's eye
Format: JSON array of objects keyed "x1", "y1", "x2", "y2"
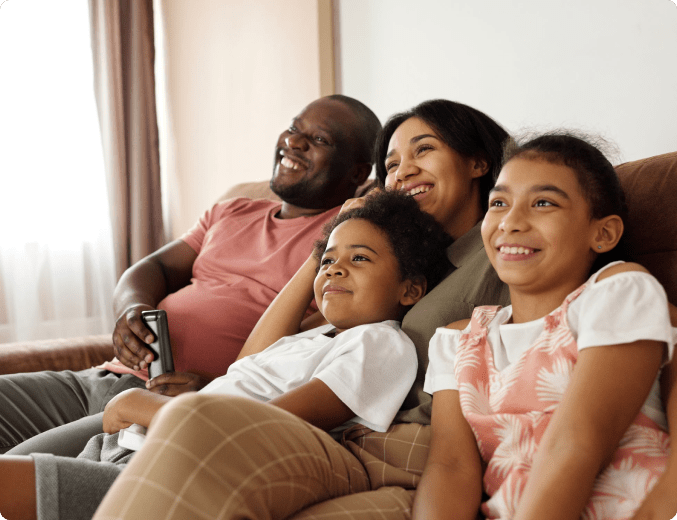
[
  {"x1": 535, "y1": 199, "x2": 556, "y2": 207},
  {"x1": 489, "y1": 199, "x2": 506, "y2": 207}
]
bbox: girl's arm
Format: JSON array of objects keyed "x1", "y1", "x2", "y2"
[
  {"x1": 514, "y1": 338, "x2": 665, "y2": 520},
  {"x1": 237, "y1": 255, "x2": 320, "y2": 360},
  {"x1": 413, "y1": 389, "x2": 483, "y2": 520},
  {"x1": 630, "y1": 302, "x2": 677, "y2": 520}
]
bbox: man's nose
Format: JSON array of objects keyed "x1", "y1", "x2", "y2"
[{"x1": 285, "y1": 133, "x2": 309, "y2": 151}]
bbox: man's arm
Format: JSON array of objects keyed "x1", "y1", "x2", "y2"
[
  {"x1": 237, "y1": 254, "x2": 319, "y2": 360},
  {"x1": 112, "y1": 239, "x2": 197, "y2": 370}
]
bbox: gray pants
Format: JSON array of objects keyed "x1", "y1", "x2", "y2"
[{"x1": 0, "y1": 368, "x2": 145, "y2": 456}]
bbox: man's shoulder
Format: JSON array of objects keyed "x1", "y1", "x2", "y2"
[{"x1": 210, "y1": 197, "x2": 280, "y2": 218}]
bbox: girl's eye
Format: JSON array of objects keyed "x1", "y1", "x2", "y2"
[
  {"x1": 352, "y1": 254, "x2": 368, "y2": 262},
  {"x1": 320, "y1": 257, "x2": 334, "y2": 266}
]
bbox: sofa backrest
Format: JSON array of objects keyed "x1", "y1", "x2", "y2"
[
  {"x1": 616, "y1": 152, "x2": 677, "y2": 304},
  {"x1": 220, "y1": 152, "x2": 677, "y2": 304}
]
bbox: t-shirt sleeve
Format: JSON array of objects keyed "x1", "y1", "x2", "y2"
[
  {"x1": 424, "y1": 327, "x2": 464, "y2": 394},
  {"x1": 314, "y1": 323, "x2": 417, "y2": 432},
  {"x1": 572, "y1": 270, "x2": 675, "y2": 364},
  {"x1": 180, "y1": 199, "x2": 247, "y2": 254}
]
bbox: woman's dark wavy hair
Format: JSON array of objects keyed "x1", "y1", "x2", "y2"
[
  {"x1": 373, "y1": 99, "x2": 510, "y2": 212},
  {"x1": 502, "y1": 131, "x2": 629, "y2": 271},
  {"x1": 314, "y1": 190, "x2": 452, "y2": 294}
]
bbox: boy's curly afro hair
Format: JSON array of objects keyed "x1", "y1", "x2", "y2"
[{"x1": 314, "y1": 190, "x2": 452, "y2": 293}]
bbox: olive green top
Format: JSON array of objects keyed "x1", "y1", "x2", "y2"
[{"x1": 396, "y1": 222, "x2": 510, "y2": 425}]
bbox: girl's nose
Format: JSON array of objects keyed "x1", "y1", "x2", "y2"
[{"x1": 325, "y1": 262, "x2": 344, "y2": 277}]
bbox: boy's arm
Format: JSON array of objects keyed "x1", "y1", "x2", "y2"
[
  {"x1": 268, "y1": 378, "x2": 354, "y2": 432},
  {"x1": 631, "y1": 301, "x2": 677, "y2": 520},
  {"x1": 102, "y1": 388, "x2": 173, "y2": 433},
  {"x1": 514, "y1": 339, "x2": 665, "y2": 520},
  {"x1": 413, "y1": 389, "x2": 483, "y2": 520},
  {"x1": 237, "y1": 255, "x2": 319, "y2": 360}
]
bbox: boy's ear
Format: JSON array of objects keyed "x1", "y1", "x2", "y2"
[
  {"x1": 400, "y1": 276, "x2": 427, "y2": 307},
  {"x1": 591, "y1": 215, "x2": 624, "y2": 253}
]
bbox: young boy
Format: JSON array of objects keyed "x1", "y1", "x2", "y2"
[{"x1": 2, "y1": 190, "x2": 452, "y2": 520}]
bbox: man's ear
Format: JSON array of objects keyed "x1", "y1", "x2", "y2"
[
  {"x1": 400, "y1": 276, "x2": 427, "y2": 307},
  {"x1": 351, "y1": 163, "x2": 372, "y2": 187},
  {"x1": 470, "y1": 158, "x2": 490, "y2": 179},
  {"x1": 591, "y1": 214, "x2": 624, "y2": 253}
]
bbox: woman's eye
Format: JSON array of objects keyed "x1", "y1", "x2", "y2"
[
  {"x1": 385, "y1": 161, "x2": 398, "y2": 172},
  {"x1": 416, "y1": 144, "x2": 433, "y2": 155}
]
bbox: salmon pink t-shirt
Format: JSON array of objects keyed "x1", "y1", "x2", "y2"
[{"x1": 102, "y1": 197, "x2": 339, "y2": 381}]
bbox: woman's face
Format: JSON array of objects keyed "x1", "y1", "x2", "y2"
[{"x1": 384, "y1": 117, "x2": 486, "y2": 239}]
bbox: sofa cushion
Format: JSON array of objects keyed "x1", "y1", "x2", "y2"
[{"x1": 616, "y1": 152, "x2": 677, "y2": 303}]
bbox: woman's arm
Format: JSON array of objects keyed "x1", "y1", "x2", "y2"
[
  {"x1": 413, "y1": 389, "x2": 483, "y2": 520},
  {"x1": 237, "y1": 255, "x2": 319, "y2": 360},
  {"x1": 514, "y1": 338, "x2": 665, "y2": 520}
]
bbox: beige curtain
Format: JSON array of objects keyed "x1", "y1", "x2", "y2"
[{"x1": 89, "y1": 0, "x2": 164, "y2": 280}]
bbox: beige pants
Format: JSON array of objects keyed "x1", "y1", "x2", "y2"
[{"x1": 93, "y1": 394, "x2": 415, "y2": 520}]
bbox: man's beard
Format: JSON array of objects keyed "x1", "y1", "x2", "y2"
[{"x1": 270, "y1": 176, "x2": 332, "y2": 210}]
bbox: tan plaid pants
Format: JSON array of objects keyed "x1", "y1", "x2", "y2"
[{"x1": 93, "y1": 394, "x2": 426, "y2": 519}]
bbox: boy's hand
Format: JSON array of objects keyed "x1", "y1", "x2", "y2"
[
  {"x1": 102, "y1": 388, "x2": 141, "y2": 434},
  {"x1": 145, "y1": 372, "x2": 207, "y2": 396}
]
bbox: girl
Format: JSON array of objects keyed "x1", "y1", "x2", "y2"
[
  {"x1": 0, "y1": 190, "x2": 452, "y2": 520},
  {"x1": 416, "y1": 133, "x2": 676, "y2": 520}
]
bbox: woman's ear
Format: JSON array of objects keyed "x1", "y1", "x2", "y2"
[
  {"x1": 591, "y1": 215, "x2": 624, "y2": 253},
  {"x1": 470, "y1": 158, "x2": 490, "y2": 179},
  {"x1": 400, "y1": 276, "x2": 427, "y2": 307}
]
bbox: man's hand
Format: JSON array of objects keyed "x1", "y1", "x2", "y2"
[
  {"x1": 145, "y1": 372, "x2": 208, "y2": 396},
  {"x1": 113, "y1": 304, "x2": 156, "y2": 371}
]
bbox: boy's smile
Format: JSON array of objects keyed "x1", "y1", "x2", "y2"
[{"x1": 314, "y1": 219, "x2": 415, "y2": 334}]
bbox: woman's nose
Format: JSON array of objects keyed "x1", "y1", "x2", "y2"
[{"x1": 386, "y1": 158, "x2": 419, "y2": 188}]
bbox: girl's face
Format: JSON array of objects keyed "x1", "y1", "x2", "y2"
[
  {"x1": 314, "y1": 219, "x2": 418, "y2": 334},
  {"x1": 481, "y1": 157, "x2": 601, "y2": 298},
  {"x1": 384, "y1": 117, "x2": 486, "y2": 239}
]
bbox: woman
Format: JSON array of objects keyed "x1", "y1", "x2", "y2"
[{"x1": 92, "y1": 100, "x2": 513, "y2": 519}]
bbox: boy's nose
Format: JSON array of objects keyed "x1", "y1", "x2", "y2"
[{"x1": 498, "y1": 206, "x2": 528, "y2": 233}]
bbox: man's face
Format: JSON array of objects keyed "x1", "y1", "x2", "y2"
[{"x1": 271, "y1": 98, "x2": 361, "y2": 209}]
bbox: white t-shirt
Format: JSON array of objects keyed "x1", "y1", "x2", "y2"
[
  {"x1": 201, "y1": 320, "x2": 417, "y2": 432},
  {"x1": 425, "y1": 265, "x2": 677, "y2": 430}
]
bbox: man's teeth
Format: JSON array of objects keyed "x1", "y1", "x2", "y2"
[
  {"x1": 406, "y1": 185, "x2": 431, "y2": 196},
  {"x1": 281, "y1": 157, "x2": 301, "y2": 170},
  {"x1": 500, "y1": 246, "x2": 536, "y2": 255}
]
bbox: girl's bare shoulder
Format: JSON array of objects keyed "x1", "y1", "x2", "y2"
[{"x1": 597, "y1": 261, "x2": 649, "y2": 282}]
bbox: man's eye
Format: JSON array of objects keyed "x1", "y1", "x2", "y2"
[
  {"x1": 314, "y1": 136, "x2": 328, "y2": 144},
  {"x1": 288, "y1": 125, "x2": 297, "y2": 133}
]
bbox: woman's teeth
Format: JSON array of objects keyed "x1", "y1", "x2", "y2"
[
  {"x1": 500, "y1": 246, "x2": 536, "y2": 255},
  {"x1": 281, "y1": 157, "x2": 301, "y2": 170},
  {"x1": 406, "y1": 185, "x2": 431, "y2": 196}
]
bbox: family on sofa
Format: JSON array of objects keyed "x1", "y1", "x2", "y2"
[{"x1": 0, "y1": 95, "x2": 675, "y2": 520}]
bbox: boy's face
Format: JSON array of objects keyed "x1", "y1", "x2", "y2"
[{"x1": 314, "y1": 219, "x2": 415, "y2": 334}]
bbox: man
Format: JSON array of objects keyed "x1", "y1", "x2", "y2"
[{"x1": 0, "y1": 95, "x2": 381, "y2": 456}]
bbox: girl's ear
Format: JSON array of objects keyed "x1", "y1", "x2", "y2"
[
  {"x1": 400, "y1": 276, "x2": 427, "y2": 306},
  {"x1": 591, "y1": 215, "x2": 624, "y2": 253}
]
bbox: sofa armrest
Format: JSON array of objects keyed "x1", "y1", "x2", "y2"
[{"x1": 0, "y1": 334, "x2": 114, "y2": 375}]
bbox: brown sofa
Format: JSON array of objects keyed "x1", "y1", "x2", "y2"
[{"x1": 1, "y1": 151, "x2": 675, "y2": 376}]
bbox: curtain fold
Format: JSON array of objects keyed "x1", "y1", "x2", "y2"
[{"x1": 89, "y1": 0, "x2": 164, "y2": 280}]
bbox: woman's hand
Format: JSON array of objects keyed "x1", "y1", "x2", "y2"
[
  {"x1": 337, "y1": 187, "x2": 384, "y2": 215},
  {"x1": 145, "y1": 372, "x2": 208, "y2": 396},
  {"x1": 630, "y1": 475, "x2": 677, "y2": 520}
]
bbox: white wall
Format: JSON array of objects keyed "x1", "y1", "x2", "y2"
[
  {"x1": 337, "y1": 0, "x2": 677, "y2": 163},
  {"x1": 157, "y1": 0, "x2": 324, "y2": 238}
]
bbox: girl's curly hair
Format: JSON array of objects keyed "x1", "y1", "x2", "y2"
[{"x1": 314, "y1": 190, "x2": 452, "y2": 293}]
